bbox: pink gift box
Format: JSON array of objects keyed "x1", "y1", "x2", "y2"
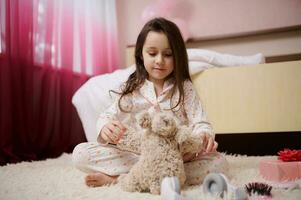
[{"x1": 259, "y1": 159, "x2": 301, "y2": 182}]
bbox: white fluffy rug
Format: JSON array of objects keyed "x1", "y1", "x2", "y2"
[{"x1": 0, "y1": 154, "x2": 300, "y2": 200}]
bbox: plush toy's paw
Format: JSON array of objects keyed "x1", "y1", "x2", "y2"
[
  {"x1": 175, "y1": 126, "x2": 190, "y2": 144},
  {"x1": 152, "y1": 113, "x2": 177, "y2": 137},
  {"x1": 176, "y1": 126, "x2": 203, "y2": 154},
  {"x1": 136, "y1": 111, "x2": 151, "y2": 129}
]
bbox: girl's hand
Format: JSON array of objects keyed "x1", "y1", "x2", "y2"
[
  {"x1": 202, "y1": 133, "x2": 218, "y2": 153},
  {"x1": 100, "y1": 120, "x2": 126, "y2": 144}
]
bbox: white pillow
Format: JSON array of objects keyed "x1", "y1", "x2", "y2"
[{"x1": 72, "y1": 49, "x2": 265, "y2": 142}]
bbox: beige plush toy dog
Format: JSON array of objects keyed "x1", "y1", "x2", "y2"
[{"x1": 118, "y1": 111, "x2": 203, "y2": 194}]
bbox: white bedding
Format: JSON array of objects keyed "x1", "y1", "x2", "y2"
[{"x1": 72, "y1": 49, "x2": 265, "y2": 142}]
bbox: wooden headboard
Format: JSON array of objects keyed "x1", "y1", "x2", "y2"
[{"x1": 192, "y1": 61, "x2": 301, "y2": 134}]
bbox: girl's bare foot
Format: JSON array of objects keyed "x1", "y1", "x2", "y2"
[{"x1": 85, "y1": 173, "x2": 118, "y2": 187}]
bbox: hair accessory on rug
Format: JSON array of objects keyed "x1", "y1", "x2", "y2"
[
  {"x1": 245, "y1": 182, "x2": 272, "y2": 198},
  {"x1": 278, "y1": 149, "x2": 301, "y2": 162}
]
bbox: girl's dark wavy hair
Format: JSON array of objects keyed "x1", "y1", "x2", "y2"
[{"x1": 114, "y1": 17, "x2": 191, "y2": 112}]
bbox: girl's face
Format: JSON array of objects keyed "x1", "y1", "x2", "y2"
[{"x1": 142, "y1": 31, "x2": 174, "y2": 85}]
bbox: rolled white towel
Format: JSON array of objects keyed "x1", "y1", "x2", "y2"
[{"x1": 187, "y1": 49, "x2": 265, "y2": 67}]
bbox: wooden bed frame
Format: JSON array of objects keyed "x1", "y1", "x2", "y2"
[
  {"x1": 192, "y1": 61, "x2": 301, "y2": 134},
  {"x1": 191, "y1": 60, "x2": 301, "y2": 155}
]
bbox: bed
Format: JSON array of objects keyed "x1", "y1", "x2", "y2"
[{"x1": 72, "y1": 51, "x2": 301, "y2": 155}]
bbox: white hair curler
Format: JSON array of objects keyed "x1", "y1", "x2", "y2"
[
  {"x1": 161, "y1": 177, "x2": 189, "y2": 200},
  {"x1": 202, "y1": 173, "x2": 248, "y2": 200}
]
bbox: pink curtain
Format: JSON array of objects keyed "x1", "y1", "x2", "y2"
[{"x1": 0, "y1": 0, "x2": 120, "y2": 165}]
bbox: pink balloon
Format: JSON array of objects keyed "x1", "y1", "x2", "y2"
[
  {"x1": 141, "y1": 4, "x2": 159, "y2": 24},
  {"x1": 172, "y1": 18, "x2": 190, "y2": 42},
  {"x1": 157, "y1": 0, "x2": 178, "y2": 16}
]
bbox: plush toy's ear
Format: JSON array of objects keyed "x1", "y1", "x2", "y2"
[{"x1": 136, "y1": 111, "x2": 151, "y2": 129}]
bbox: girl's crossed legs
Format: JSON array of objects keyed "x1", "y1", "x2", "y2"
[{"x1": 72, "y1": 142, "x2": 228, "y2": 187}]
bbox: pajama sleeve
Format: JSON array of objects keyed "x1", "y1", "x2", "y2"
[
  {"x1": 183, "y1": 80, "x2": 215, "y2": 139},
  {"x1": 96, "y1": 93, "x2": 133, "y2": 144},
  {"x1": 96, "y1": 98, "x2": 119, "y2": 144}
]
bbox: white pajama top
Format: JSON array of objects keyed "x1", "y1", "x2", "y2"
[{"x1": 96, "y1": 79, "x2": 214, "y2": 144}]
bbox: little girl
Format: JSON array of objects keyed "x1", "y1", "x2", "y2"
[{"x1": 72, "y1": 17, "x2": 228, "y2": 188}]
